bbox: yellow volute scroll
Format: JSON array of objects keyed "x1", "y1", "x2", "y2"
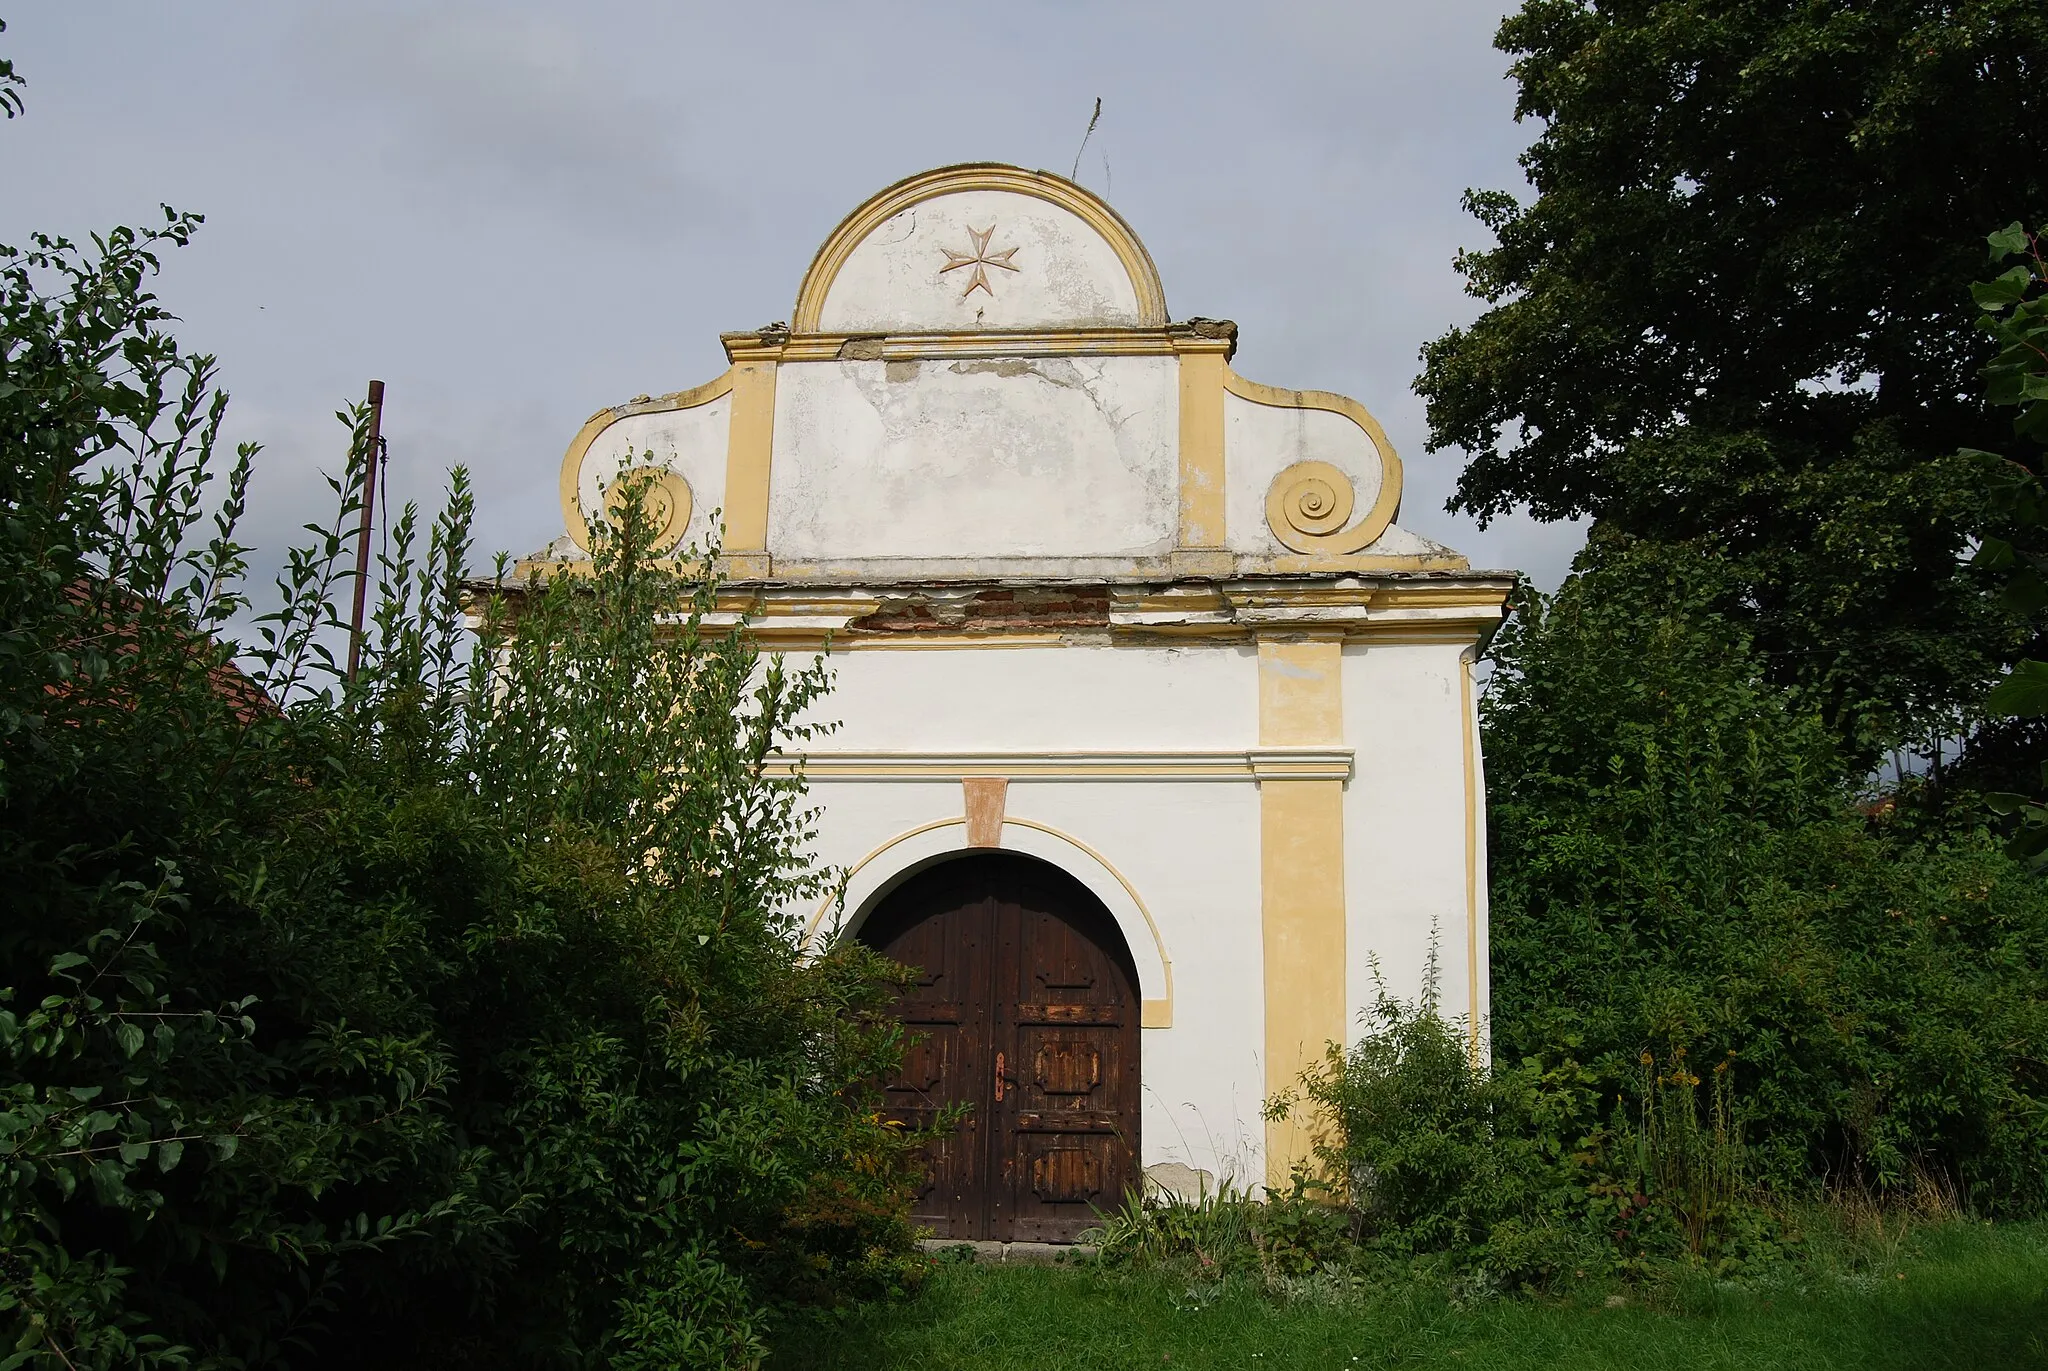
[
  {"x1": 556, "y1": 371, "x2": 733, "y2": 552},
  {"x1": 1226, "y1": 368, "x2": 1405, "y2": 556},
  {"x1": 603, "y1": 468, "x2": 693, "y2": 555}
]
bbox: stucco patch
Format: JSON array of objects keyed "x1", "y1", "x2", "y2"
[{"x1": 963, "y1": 778, "x2": 1008, "y2": 848}]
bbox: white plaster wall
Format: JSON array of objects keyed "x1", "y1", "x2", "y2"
[
  {"x1": 788, "y1": 643, "x2": 1270, "y2": 1184},
  {"x1": 573, "y1": 397, "x2": 730, "y2": 556},
  {"x1": 800, "y1": 773, "x2": 1268, "y2": 1190},
  {"x1": 1222, "y1": 391, "x2": 1386, "y2": 557},
  {"x1": 817, "y1": 189, "x2": 1143, "y2": 333},
  {"x1": 781, "y1": 639, "x2": 1481, "y2": 1188},
  {"x1": 798, "y1": 644, "x2": 1256, "y2": 751},
  {"x1": 769, "y1": 357, "x2": 1178, "y2": 561},
  {"x1": 1340, "y1": 641, "x2": 1475, "y2": 1031}
]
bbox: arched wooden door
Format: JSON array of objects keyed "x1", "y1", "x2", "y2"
[{"x1": 859, "y1": 853, "x2": 1141, "y2": 1242}]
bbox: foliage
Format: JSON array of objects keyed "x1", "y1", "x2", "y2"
[
  {"x1": 1483, "y1": 540, "x2": 2048, "y2": 1215},
  {"x1": 0, "y1": 20, "x2": 21, "y2": 121},
  {"x1": 1098, "y1": 962, "x2": 1792, "y2": 1296},
  {"x1": 1087, "y1": 1178, "x2": 1353, "y2": 1289},
  {"x1": 0, "y1": 209, "x2": 925, "y2": 1368},
  {"x1": 1967, "y1": 224, "x2": 2048, "y2": 854},
  {"x1": 1417, "y1": 0, "x2": 2048, "y2": 757},
  {"x1": 1288, "y1": 979, "x2": 1785, "y2": 1290},
  {"x1": 1626, "y1": 1050, "x2": 1746, "y2": 1262},
  {"x1": 1287, "y1": 967, "x2": 1604, "y2": 1289}
]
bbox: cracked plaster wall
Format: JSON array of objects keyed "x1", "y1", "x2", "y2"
[{"x1": 769, "y1": 355, "x2": 1178, "y2": 561}]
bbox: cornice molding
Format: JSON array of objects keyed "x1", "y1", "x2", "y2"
[
  {"x1": 766, "y1": 748, "x2": 1355, "y2": 782},
  {"x1": 718, "y1": 321, "x2": 1236, "y2": 365}
]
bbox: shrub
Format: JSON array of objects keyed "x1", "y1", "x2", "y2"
[
  {"x1": 1, "y1": 216, "x2": 924, "y2": 1369},
  {"x1": 1484, "y1": 538, "x2": 2048, "y2": 1213},
  {"x1": 1287, "y1": 964, "x2": 1583, "y2": 1284}
]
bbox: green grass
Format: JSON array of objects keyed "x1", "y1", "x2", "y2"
[{"x1": 770, "y1": 1221, "x2": 2048, "y2": 1370}]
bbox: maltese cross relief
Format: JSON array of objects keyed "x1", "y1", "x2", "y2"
[{"x1": 939, "y1": 223, "x2": 1021, "y2": 299}]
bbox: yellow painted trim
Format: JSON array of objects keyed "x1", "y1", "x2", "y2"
[
  {"x1": 805, "y1": 818, "x2": 965, "y2": 946},
  {"x1": 1462, "y1": 652, "x2": 1483, "y2": 1068},
  {"x1": 1003, "y1": 817, "x2": 1174, "y2": 1030},
  {"x1": 1178, "y1": 350, "x2": 1227, "y2": 549},
  {"x1": 806, "y1": 815, "x2": 1174, "y2": 1028},
  {"x1": 723, "y1": 360, "x2": 779, "y2": 559},
  {"x1": 1261, "y1": 778, "x2": 1347, "y2": 1191},
  {"x1": 1256, "y1": 636, "x2": 1347, "y2": 1188},
  {"x1": 1343, "y1": 623, "x2": 1500, "y2": 646},
  {"x1": 557, "y1": 371, "x2": 733, "y2": 551},
  {"x1": 602, "y1": 467, "x2": 694, "y2": 556},
  {"x1": 1224, "y1": 367, "x2": 1404, "y2": 556},
  {"x1": 767, "y1": 632, "x2": 1078, "y2": 652},
  {"x1": 791, "y1": 163, "x2": 1169, "y2": 332}
]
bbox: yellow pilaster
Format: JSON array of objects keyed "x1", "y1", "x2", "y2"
[
  {"x1": 1176, "y1": 349, "x2": 1226, "y2": 548},
  {"x1": 722, "y1": 352, "x2": 780, "y2": 578},
  {"x1": 1172, "y1": 335, "x2": 1232, "y2": 577},
  {"x1": 1257, "y1": 634, "x2": 1347, "y2": 1190}
]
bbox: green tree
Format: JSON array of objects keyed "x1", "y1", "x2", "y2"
[
  {"x1": 1, "y1": 210, "x2": 923, "y2": 1370},
  {"x1": 1964, "y1": 224, "x2": 2048, "y2": 846},
  {"x1": 1482, "y1": 541, "x2": 2048, "y2": 1211},
  {"x1": 1418, "y1": 0, "x2": 2048, "y2": 758}
]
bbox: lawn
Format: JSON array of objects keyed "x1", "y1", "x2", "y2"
[{"x1": 771, "y1": 1221, "x2": 2048, "y2": 1370}]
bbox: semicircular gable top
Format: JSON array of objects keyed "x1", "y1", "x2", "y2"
[
  {"x1": 793, "y1": 165, "x2": 1168, "y2": 333},
  {"x1": 546, "y1": 162, "x2": 1472, "y2": 582}
]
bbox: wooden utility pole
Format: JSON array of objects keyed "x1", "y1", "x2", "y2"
[{"x1": 346, "y1": 379, "x2": 386, "y2": 682}]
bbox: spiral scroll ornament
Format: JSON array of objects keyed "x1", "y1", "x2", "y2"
[
  {"x1": 600, "y1": 467, "x2": 693, "y2": 554},
  {"x1": 1268, "y1": 460, "x2": 1377, "y2": 553}
]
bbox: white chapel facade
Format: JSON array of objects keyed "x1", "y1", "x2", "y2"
[{"x1": 540, "y1": 165, "x2": 1513, "y2": 1241}]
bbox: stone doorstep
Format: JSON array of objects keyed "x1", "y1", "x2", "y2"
[{"x1": 918, "y1": 1239, "x2": 1098, "y2": 1265}]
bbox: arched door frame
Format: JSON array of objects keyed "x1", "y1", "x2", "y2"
[{"x1": 805, "y1": 816, "x2": 1174, "y2": 1028}]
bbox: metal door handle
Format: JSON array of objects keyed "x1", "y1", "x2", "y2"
[{"x1": 994, "y1": 1051, "x2": 1005, "y2": 1101}]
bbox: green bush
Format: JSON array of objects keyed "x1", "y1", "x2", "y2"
[
  {"x1": 1101, "y1": 960, "x2": 1794, "y2": 1294},
  {"x1": 1484, "y1": 538, "x2": 2048, "y2": 1213},
  {"x1": 1292, "y1": 971, "x2": 1600, "y2": 1289},
  {"x1": 1, "y1": 216, "x2": 924, "y2": 1368}
]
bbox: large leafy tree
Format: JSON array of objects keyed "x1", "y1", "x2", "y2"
[{"x1": 1419, "y1": 0, "x2": 2048, "y2": 757}]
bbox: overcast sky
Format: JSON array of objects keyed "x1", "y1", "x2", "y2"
[{"x1": 4, "y1": 1, "x2": 1586, "y2": 589}]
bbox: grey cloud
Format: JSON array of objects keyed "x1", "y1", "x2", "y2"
[
  {"x1": 4, "y1": 0, "x2": 1582, "y2": 594},
  {"x1": 293, "y1": 5, "x2": 720, "y2": 239}
]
